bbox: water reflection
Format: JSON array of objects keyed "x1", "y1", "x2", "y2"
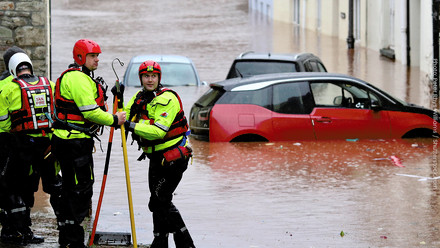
[{"x1": 189, "y1": 137, "x2": 439, "y2": 247}]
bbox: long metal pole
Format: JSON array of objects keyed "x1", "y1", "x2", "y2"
[
  {"x1": 116, "y1": 80, "x2": 137, "y2": 248},
  {"x1": 88, "y1": 96, "x2": 118, "y2": 246}
]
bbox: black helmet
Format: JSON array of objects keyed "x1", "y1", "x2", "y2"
[{"x1": 3, "y1": 46, "x2": 26, "y2": 70}]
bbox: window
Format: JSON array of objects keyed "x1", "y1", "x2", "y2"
[
  {"x1": 126, "y1": 62, "x2": 197, "y2": 86},
  {"x1": 195, "y1": 87, "x2": 224, "y2": 107},
  {"x1": 218, "y1": 86, "x2": 271, "y2": 109},
  {"x1": 229, "y1": 61, "x2": 298, "y2": 78},
  {"x1": 304, "y1": 62, "x2": 313, "y2": 72},
  {"x1": 354, "y1": 0, "x2": 361, "y2": 40},
  {"x1": 273, "y1": 82, "x2": 308, "y2": 114},
  {"x1": 160, "y1": 63, "x2": 198, "y2": 86},
  {"x1": 317, "y1": 62, "x2": 327, "y2": 72},
  {"x1": 311, "y1": 82, "x2": 381, "y2": 109},
  {"x1": 305, "y1": 61, "x2": 327, "y2": 72},
  {"x1": 293, "y1": 0, "x2": 300, "y2": 24},
  {"x1": 311, "y1": 83, "x2": 345, "y2": 106}
]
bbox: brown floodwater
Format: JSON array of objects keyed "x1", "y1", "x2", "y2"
[{"x1": 27, "y1": 0, "x2": 440, "y2": 247}]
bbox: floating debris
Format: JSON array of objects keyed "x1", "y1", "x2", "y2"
[
  {"x1": 340, "y1": 231, "x2": 345, "y2": 237},
  {"x1": 389, "y1": 155, "x2": 404, "y2": 167},
  {"x1": 411, "y1": 143, "x2": 427, "y2": 148},
  {"x1": 396, "y1": 173, "x2": 440, "y2": 181}
]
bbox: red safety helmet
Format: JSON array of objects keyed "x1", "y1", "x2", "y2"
[
  {"x1": 72, "y1": 39, "x2": 101, "y2": 66},
  {"x1": 138, "y1": 60, "x2": 162, "y2": 85}
]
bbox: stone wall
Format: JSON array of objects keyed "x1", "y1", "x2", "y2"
[{"x1": 0, "y1": 0, "x2": 49, "y2": 77}]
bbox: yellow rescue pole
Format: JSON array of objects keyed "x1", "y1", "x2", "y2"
[{"x1": 115, "y1": 77, "x2": 137, "y2": 248}]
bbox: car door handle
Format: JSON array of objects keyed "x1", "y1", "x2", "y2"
[{"x1": 315, "y1": 117, "x2": 332, "y2": 123}]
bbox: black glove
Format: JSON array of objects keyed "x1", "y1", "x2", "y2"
[
  {"x1": 111, "y1": 83, "x2": 125, "y2": 96},
  {"x1": 124, "y1": 121, "x2": 135, "y2": 133}
]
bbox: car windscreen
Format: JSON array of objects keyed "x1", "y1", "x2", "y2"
[
  {"x1": 125, "y1": 62, "x2": 198, "y2": 86},
  {"x1": 228, "y1": 60, "x2": 298, "y2": 78},
  {"x1": 366, "y1": 83, "x2": 408, "y2": 106}
]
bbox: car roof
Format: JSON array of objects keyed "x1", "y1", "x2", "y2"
[
  {"x1": 211, "y1": 72, "x2": 369, "y2": 91},
  {"x1": 129, "y1": 54, "x2": 193, "y2": 64},
  {"x1": 234, "y1": 51, "x2": 322, "y2": 62}
]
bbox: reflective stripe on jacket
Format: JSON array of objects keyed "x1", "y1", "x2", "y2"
[
  {"x1": 0, "y1": 74, "x2": 13, "y2": 134},
  {"x1": 10, "y1": 77, "x2": 53, "y2": 132},
  {"x1": 0, "y1": 75, "x2": 54, "y2": 138}
]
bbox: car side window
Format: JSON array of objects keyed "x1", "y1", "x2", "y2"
[
  {"x1": 311, "y1": 83, "x2": 347, "y2": 107},
  {"x1": 304, "y1": 61, "x2": 313, "y2": 72},
  {"x1": 272, "y1": 82, "x2": 308, "y2": 114},
  {"x1": 311, "y1": 82, "x2": 381, "y2": 109},
  {"x1": 304, "y1": 60, "x2": 326, "y2": 72},
  {"x1": 317, "y1": 62, "x2": 327, "y2": 72},
  {"x1": 218, "y1": 87, "x2": 271, "y2": 109},
  {"x1": 309, "y1": 61, "x2": 320, "y2": 72}
]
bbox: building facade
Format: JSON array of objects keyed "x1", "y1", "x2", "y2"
[
  {"x1": 0, "y1": 0, "x2": 50, "y2": 77},
  {"x1": 253, "y1": 0, "x2": 436, "y2": 79}
]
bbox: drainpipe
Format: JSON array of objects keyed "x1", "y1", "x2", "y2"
[
  {"x1": 433, "y1": 0, "x2": 440, "y2": 108},
  {"x1": 406, "y1": 0, "x2": 410, "y2": 66},
  {"x1": 347, "y1": 0, "x2": 355, "y2": 49},
  {"x1": 48, "y1": 0, "x2": 52, "y2": 80},
  {"x1": 400, "y1": 0, "x2": 408, "y2": 65}
]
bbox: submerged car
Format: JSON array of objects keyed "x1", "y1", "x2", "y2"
[
  {"x1": 226, "y1": 51, "x2": 327, "y2": 79},
  {"x1": 123, "y1": 54, "x2": 205, "y2": 87},
  {"x1": 189, "y1": 72, "x2": 439, "y2": 142}
]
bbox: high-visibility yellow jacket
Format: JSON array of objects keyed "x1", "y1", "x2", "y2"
[
  {"x1": 124, "y1": 89, "x2": 187, "y2": 153},
  {"x1": 53, "y1": 70, "x2": 115, "y2": 139},
  {"x1": 0, "y1": 75, "x2": 54, "y2": 138},
  {"x1": 0, "y1": 74, "x2": 13, "y2": 134}
]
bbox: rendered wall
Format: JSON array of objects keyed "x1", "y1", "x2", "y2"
[
  {"x1": 0, "y1": 0, "x2": 50, "y2": 78},
  {"x1": 321, "y1": 0, "x2": 339, "y2": 37},
  {"x1": 338, "y1": 0, "x2": 349, "y2": 44},
  {"x1": 419, "y1": 0, "x2": 432, "y2": 75},
  {"x1": 273, "y1": 0, "x2": 293, "y2": 23}
]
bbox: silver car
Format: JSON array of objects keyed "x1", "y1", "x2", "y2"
[{"x1": 122, "y1": 54, "x2": 206, "y2": 87}]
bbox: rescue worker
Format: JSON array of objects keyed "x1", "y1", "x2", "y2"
[
  {"x1": 0, "y1": 46, "x2": 26, "y2": 241},
  {"x1": 0, "y1": 52, "x2": 62, "y2": 245},
  {"x1": 51, "y1": 39, "x2": 126, "y2": 248},
  {"x1": 120, "y1": 60, "x2": 195, "y2": 248}
]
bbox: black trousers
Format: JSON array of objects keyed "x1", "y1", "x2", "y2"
[
  {"x1": 0, "y1": 132, "x2": 13, "y2": 228},
  {"x1": 147, "y1": 151, "x2": 195, "y2": 247},
  {"x1": 52, "y1": 135, "x2": 94, "y2": 247},
  {"x1": 0, "y1": 133, "x2": 62, "y2": 232}
]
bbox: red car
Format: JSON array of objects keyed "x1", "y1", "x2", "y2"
[{"x1": 189, "y1": 72, "x2": 439, "y2": 142}]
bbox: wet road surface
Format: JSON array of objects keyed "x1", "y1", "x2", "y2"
[{"x1": 23, "y1": 0, "x2": 440, "y2": 247}]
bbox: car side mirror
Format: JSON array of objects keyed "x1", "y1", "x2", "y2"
[
  {"x1": 201, "y1": 81, "x2": 208, "y2": 85},
  {"x1": 371, "y1": 99, "x2": 380, "y2": 110}
]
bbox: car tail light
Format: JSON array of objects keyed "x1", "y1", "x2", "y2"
[{"x1": 198, "y1": 109, "x2": 210, "y2": 121}]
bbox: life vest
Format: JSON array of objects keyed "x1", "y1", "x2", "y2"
[
  {"x1": 131, "y1": 88, "x2": 189, "y2": 147},
  {"x1": 10, "y1": 76, "x2": 53, "y2": 133},
  {"x1": 54, "y1": 68, "x2": 106, "y2": 128}
]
